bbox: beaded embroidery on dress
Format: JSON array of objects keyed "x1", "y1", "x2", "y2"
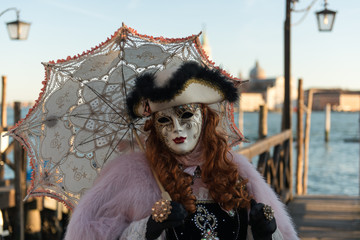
[{"x1": 193, "y1": 204, "x2": 219, "y2": 240}]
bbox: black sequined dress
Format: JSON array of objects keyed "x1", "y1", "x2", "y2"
[{"x1": 166, "y1": 201, "x2": 248, "y2": 240}]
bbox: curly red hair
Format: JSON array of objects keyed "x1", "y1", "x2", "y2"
[{"x1": 144, "y1": 105, "x2": 251, "y2": 213}]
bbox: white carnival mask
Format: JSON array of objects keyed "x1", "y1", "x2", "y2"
[{"x1": 154, "y1": 104, "x2": 203, "y2": 155}]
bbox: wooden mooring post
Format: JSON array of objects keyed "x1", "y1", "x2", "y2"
[
  {"x1": 296, "y1": 79, "x2": 304, "y2": 195},
  {"x1": 0, "y1": 76, "x2": 7, "y2": 180},
  {"x1": 303, "y1": 89, "x2": 313, "y2": 194},
  {"x1": 1, "y1": 76, "x2": 6, "y2": 128},
  {"x1": 296, "y1": 83, "x2": 314, "y2": 195},
  {"x1": 238, "y1": 99, "x2": 244, "y2": 147},
  {"x1": 325, "y1": 103, "x2": 331, "y2": 142},
  {"x1": 259, "y1": 104, "x2": 268, "y2": 139},
  {"x1": 14, "y1": 102, "x2": 26, "y2": 240}
]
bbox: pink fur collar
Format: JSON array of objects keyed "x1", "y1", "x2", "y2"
[{"x1": 65, "y1": 151, "x2": 298, "y2": 240}]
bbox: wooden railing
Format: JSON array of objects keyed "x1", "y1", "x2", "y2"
[{"x1": 238, "y1": 129, "x2": 293, "y2": 203}]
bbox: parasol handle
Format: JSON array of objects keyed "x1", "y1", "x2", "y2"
[{"x1": 132, "y1": 129, "x2": 171, "y2": 201}]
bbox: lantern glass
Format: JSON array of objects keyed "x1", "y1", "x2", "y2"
[
  {"x1": 6, "y1": 20, "x2": 31, "y2": 40},
  {"x1": 316, "y1": 9, "x2": 336, "y2": 32}
]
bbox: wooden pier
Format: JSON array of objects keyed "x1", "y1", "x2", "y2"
[{"x1": 288, "y1": 195, "x2": 360, "y2": 240}]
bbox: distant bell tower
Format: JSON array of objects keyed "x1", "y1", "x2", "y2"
[{"x1": 200, "y1": 25, "x2": 212, "y2": 60}]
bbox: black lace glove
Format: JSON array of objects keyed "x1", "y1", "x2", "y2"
[
  {"x1": 145, "y1": 201, "x2": 187, "y2": 240},
  {"x1": 249, "y1": 199, "x2": 277, "y2": 240}
]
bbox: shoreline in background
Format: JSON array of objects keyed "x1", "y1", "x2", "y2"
[{"x1": 3, "y1": 107, "x2": 360, "y2": 196}]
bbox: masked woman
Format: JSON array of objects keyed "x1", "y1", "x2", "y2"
[{"x1": 64, "y1": 61, "x2": 298, "y2": 240}]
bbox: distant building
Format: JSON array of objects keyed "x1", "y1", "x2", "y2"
[
  {"x1": 239, "y1": 61, "x2": 297, "y2": 112},
  {"x1": 239, "y1": 93, "x2": 265, "y2": 112},
  {"x1": 305, "y1": 89, "x2": 360, "y2": 111}
]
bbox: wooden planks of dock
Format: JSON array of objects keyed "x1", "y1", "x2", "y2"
[{"x1": 287, "y1": 195, "x2": 360, "y2": 240}]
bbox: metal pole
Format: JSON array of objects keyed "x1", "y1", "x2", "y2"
[
  {"x1": 284, "y1": 0, "x2": 294, "y2": 199},
  {"x1": 0, "y1": 8, "x2": 18, "y2": 18},
  {"x1": 283, "y1": 0, "x2": 292, "y2": 131}
]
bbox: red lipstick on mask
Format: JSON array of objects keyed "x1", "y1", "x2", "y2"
[{"x1": 173, "y1": 137, "x2": 186, "y2": 144}]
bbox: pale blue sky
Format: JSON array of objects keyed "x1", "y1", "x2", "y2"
[{"x1": 0, "y1": 0, "x2": 359, "y2": 102}]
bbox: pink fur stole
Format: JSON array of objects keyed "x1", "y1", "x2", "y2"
[
  {"x1": 230, "y1": 152, "x2": 299, "y2": 240},
  {"x1": 64, "y1": 151, "x2": 298, "y2": 240}
]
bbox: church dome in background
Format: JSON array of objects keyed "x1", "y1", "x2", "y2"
[{"x1": 250, "y1": 61, "x2": 266, "y2": 80}]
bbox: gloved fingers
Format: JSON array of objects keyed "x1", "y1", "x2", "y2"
[
  {"x1": 249, "y1": 200, "x2": 277, "y2": 237},
  {"x1": 146, "y1": 201, "x2": 187, "y2": 240},
  {"x1": 251, "y1": 217, "x2": 277, "y2": 238},
  {"x1": 250, "y1": 198, "x2": 257, "y2": 208},
  {"x1": 167, "y1": 201, "x2": 187, "y2": 221},
  {"x1": 161, "y1": 219, "x2": 185, "y2": 229},
  {"x1": 250, "y1": 202, "x2": 266, "y2": 222},
  {"x1": 146, "y1": 214, "x2": 185, "y2": 235}
]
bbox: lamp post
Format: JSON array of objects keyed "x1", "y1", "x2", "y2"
[
  {"x1": 283, "y1": 0, "x2": 338, "y2": 127},
  {"x1": 0, "y1": 8, "x2": 31, "y2": 40},
  {"x1": 316, "y1": 0, "x2": 337, "y2": 31},
  {"x1": 283, "y1": 0, "x2": 337, "y2": 130},
  {"x1": 283, "y1": 0, "x2": 292, "y2": 131},
  {"x1": 283, "y1": 0, "x2": 337, "y2": 197}
]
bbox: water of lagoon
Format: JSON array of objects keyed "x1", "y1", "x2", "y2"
[{"x1": 236, "y1": 111, "x2": 359, "y2": 196}]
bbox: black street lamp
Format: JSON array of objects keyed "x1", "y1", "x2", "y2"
[
  {"x1": 0, "y1": 8, "x2": 31, "y2": 40},
  {"x1": 283, "y1": 0, "x2": 338, "y2": 130},
  {"x1": 283, "y1": 0, "x2": 337, "y2": 197},
  {"x1": 316, "y1": 0, "x2": 337, "y2": 32}
]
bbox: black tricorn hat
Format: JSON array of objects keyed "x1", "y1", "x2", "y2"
[{"x1": 126, "y1": 61, "x2": 239, "y2": 119}]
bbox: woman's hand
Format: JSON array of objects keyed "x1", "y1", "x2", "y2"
[
  {"x1": 145, "y1": 201, "x2": 187, "y2": 240},
  {"x1": 249, "y1": 199, "x2": 277, "y2": 240}
]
